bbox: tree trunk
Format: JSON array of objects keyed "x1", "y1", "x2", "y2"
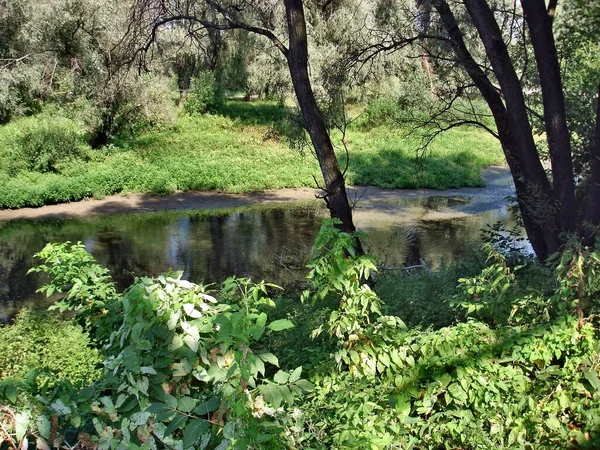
[
  {"x1": 433, "y1": 0, "x2": 560, "y2": 261},
  {"x1": 521, "y1": 0, "x2": 576, "y2": 232},
  {"x1": 581, "y1": 83, "x2": 600, "y2": 243},
  {"x1": 283, "y1": 0, "x2": 359, "y2": 238}
]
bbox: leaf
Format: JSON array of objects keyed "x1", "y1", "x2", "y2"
[
  {"x1": 280, "y1": 385, "x2": 295, "y2": 406},
  {"x1": 273, "y1": 370, "x2": 290, "y2": 385},
  {"x1": 193, "y1": 397, "x2": 220, "y2": 416},
  {"x1": 584, "y1": 369, "x2": 600, "y2": 392},
  {"x1": 169, "y1": 335, "x2": 184, "y2": 351},
  {"x1": 258, "y1": 352, "x2": 279, "y2": 367},
  {"x1": 183, "y1": 419, "x2": 210, "y2": 449},
  {"x1": 183, "y1": 303, "x2": 202, "y2": 318},
  {"x1": 36, "y1": 437, "x2": 50, "y2": 450},
  {"x1": 258, "y1": 384, "x2": 283, "y2": 408},
  {"x1": 146, "y1": 403, "x2": 171, "y2": 415},
  {"x1": 289, "y1": 366, "x2": 302, "y2": 383},
  {"x1": 184, "y1": 334, "x2": 200, "y2": 352},
  {"x1": 5, "y1": 385, "x2": 17, "y2": 403},
  {"x1": 545, "y1": 416, "x2": 562, "y2": 430},
  {"x1": 177, "y1": 397, "x2": 197, "y2": 413},
  {"x1": 167, "y1": 312, "x2": 181, "y2": 330},
  {"x1": 36, "y1": 416, "x2": 51, "y2": 440},
  {"x1": 164, "y1": 395, "x2": 178, "y2": 409},
  {"x1": 267, "y1": 319, "x2": 295, "y2": 332},
  {"x1": 164, "y1": 414, "x2": 188, "y2": 436},
  {"x1": 295, "y1": 379, "x2": 315, "y2": 391},
  {"x1": 140, "y1": 366, "x2": 157, "y2": 375},
  {"x1": 50, "y1": 399, "x2": 71, "y2": 415},
  {"x1": 15, "y1": 413, "x2": 30, "y2": 442}
]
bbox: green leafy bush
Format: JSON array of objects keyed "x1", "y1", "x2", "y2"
[
  {"x1": 18, "y1": 117, "x2": 89, "y2": 173},
  {"x1": 0, "y1": 308, "x2": 101, "y2": 387},
  {"x1": 184, "y1": 72, "x2": 224, "y2": 115},
  {"x1": 1, "y1": 242, "x2": 312, "y2": 449}
]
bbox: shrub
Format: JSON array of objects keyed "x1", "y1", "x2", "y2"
[
  {"x1": 184, "y1": 71, "x2": 224, "y2": 115},
  {"x1": 18, "y1": 117, "x2": 89, "y2": 173},
  {"x1": 0, "y1": 308, "x2": 101, "y2": 387},
  {"x1": 1, "y1": 243, "x2": 312, "y2": 449}
]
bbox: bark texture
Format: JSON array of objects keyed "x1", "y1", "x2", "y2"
[{"x1": 283, "y1": 0, "x2": 358, "y2": 236}]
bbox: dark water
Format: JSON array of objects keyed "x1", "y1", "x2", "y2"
[{"x1": 0, "y1": 201, "x2": 520, "y2": 321}]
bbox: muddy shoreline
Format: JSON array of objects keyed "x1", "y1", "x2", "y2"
[{"x1": 0, "y1": 166, "x2": 513, "y2": 222}]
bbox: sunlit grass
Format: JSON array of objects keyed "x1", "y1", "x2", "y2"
[{"x1": 0, "y1": 100, "x2": 504, "y2": 209}]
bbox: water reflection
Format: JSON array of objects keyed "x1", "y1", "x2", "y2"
[{"x1": 0, "y1": 202, "x2": 520, "y2": 321}]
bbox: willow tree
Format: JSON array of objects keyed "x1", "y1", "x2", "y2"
[{"x1": 129, "y1": 0, "x2": 359, "y2": 239}]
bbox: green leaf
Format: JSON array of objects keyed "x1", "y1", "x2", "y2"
[
  {"x1": 165, "y1": 414, "x2": 188, "y2": 436},
  {"x1": 584, "y1": 369, "x2": 600, "y2": 391},
  {"x1": 193, "y1": 397, "x2": 220, "y2": 416},
  {"x1": 267, "y1": 319, "x2": 295, "y2": 332},
  {"x1": 164, "y1": 395, "x2": 178, "y2": 409},
  {"x1": 183, "y1": 419, "x2": 210, "y2": 449},
  {"x1": 289, "y1": 366, "x2": 302, "y2": 383},
  {"x1": 5, "y1": 385, "x2": 17, "y2": 403},
  {"x1": 280, "y1": 385, "x2": 294, "y2": 406},
  {"x1": 146, "y1": 403, "x2": 171, "y2": 415},
  {"x1": 295, "y1": 379, "x2": 315, "y2": 391},
  {"x1": 178, "y1": 397, "x2": 197, "y2": 413},
  {"x1": 36, "y1": 416, "x2": 51, "y2": 440},
  {"x1": 273, "y1": 370, "x2": 290, "y2": 385},
  {"x1": 545, "y1": 416, "x2": 562, "y2": 430},
  {"x1": 15, "y1": 413, "x2": 29, "y2": 442},
  {"x1": 258, "y1": 352, "x2": 279, "y2": 367},
  {"x1": 258, "y1": 384, "x2": 283, "y2": 408}
]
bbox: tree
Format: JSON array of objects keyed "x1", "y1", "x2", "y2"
[
  {"x1": 361, "y1": 0, "x2": 599, "y2": 261},
  {"x1": 433, "y1": 0, "x2": 600, "y2": 262},
  {"x1": 130, "y1": 0, "x2": 360, "y2": 240}
]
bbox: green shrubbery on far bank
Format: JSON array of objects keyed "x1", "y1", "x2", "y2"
[{"x1": 0, "y1": 100, "x2": 503, "y2": 210}]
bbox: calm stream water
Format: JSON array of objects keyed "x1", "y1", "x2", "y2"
[{"x1": 0, "y1": 199, "x2": 519, "y2": 321}]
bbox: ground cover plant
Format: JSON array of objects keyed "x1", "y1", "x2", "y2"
[
  {"x1": 1, "y1": 221, "x2": 599, "y2": 449},
  {"x1": 0, "y1": 101, "x2": 503, "y2": 209}
]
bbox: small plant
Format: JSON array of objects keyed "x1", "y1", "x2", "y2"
[{"x1": 184, "y1": 72, "x2": 224, "y2": 115}]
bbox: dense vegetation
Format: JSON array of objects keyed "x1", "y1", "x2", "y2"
[
  {"x1": 2, "y1": 0, "x2": 600, "y2": 448},
  {"x1": 0, "y1": 99, "x2": 502, "y2": 209},
  {"x1": 1, "y1": 223, "x2": 599, "y2": 449}
]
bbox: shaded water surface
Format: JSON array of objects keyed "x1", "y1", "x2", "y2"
[{"x1": 0, "y1": 201, "x2": 519, "y2": 321}]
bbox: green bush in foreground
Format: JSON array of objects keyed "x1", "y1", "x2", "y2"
[
  {"x1": 2, "y1": 222, "x2": 598, "y2": 449},
  {"x1": 1, "y1": 242, "x2": 311, "y2": 449},
  {"x1": 0, "y1": 308, "x2": 101, "y2": 387}
]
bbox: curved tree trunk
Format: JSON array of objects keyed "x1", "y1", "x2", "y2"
[{"x1": 283, "y1": 0, "x2": 359, "y2": 239}]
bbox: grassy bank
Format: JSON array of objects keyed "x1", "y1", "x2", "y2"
[{"x1": 0, "y1": 101, "x2": 503, "y2": 209}]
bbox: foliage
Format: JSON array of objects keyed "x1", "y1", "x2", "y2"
[
  {"x1": 295, "y1": 225, "x2": 600, "y2": 449},
  {"x1": 3, "y1": 224, "x2": 600, "y2": 449},
  {"x1": 2, "y1": 242, "x2": 312, "y2": 449},
  {"x1": 0, "y1": 308, "x2": 101, "y2": 387},
  {"x1": 184, "y1": 72, "x2": 224, "y2": 115},
  {"x1": 0, "y1": 115, "x2": 90, "y2": 177},
  {"x1": 0, "y1": 101, "x2": 503, "y2": 209},
  {"x1": 28, "y1": 241, "x2": 119, "y2": 343},
  {"x1": 18, "y1": 118, "x2": 89, "y2": 173}
]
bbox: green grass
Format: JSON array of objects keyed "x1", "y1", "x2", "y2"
[{"x1": 0, "y1": 100, "x2": 504, "y2": 209}]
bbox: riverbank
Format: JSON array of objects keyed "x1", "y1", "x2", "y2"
[
  {"x1": 0, "y1": 101, "x2": 504, "y2": 209},
  {"x1": 0, "y1": 166, "x2": 513, "y2": 222}
]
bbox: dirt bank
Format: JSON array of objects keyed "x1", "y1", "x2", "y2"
[{"x1": 0, "y1": 166, "x2": 513, "y2": 222}]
